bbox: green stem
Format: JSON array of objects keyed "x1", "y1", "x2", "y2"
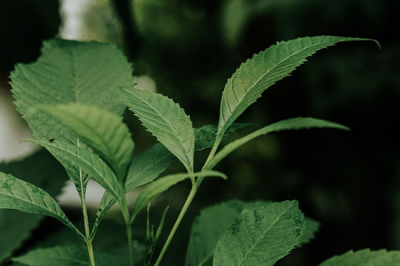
[
  {"x1": 121, "y1": 193, "x2": 135, "y2": 266},
  {"x1": 126, "y1": 222, "x2": 134, "y2": 266},
  {"x1": 78, "y1": 138, "x2": 96, "y2": 266},
  {"x1": 203, "y1": 135, "x2": 222, "y2": 169},
  {"x1": 154, "y1": 185, "x2": 197, "y2": 266},
  {"x1": 82, "y1": 195, "x2": 95, "y2": 266},
  {"x1": 86, "y1": 240, "x2": 96, "y2": 266}
]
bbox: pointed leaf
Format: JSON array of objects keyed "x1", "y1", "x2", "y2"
[
  {"x1": 40, "y1": 103, "x2": 134, "y2": 180},
  {"x1": 0, "y1": 172, "x2": 81, "y2": 237},
  {"x1": 213, "y1": 200, "x2": 305, "y2": 266},
  {"x1": 120, "y1": 87, "x2": 195, "y2": 172},
  {"x1": 209, "y1": 117, "x2": 349, "y2": 169},
  {"x1": 12, "y1": 245, "x2": 127, "y2": 266},
  {"x1": 131, "y1": 170, "x2": 226, "y2": 221},
  {"x1": 217, "y1": 36, "x2": 378, "y2": 139},
  {"x1": 10, "y1": 39, "x2": 134, "y2": 143},
  {"x1": 29, "y1": 139, "x2": 123, "y2": 204},
  {"x1": 319, "y1": 249, "x2": 400, "y2": 265}
]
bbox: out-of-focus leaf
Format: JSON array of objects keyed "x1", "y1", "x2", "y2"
[
  {"x1": 319, "y1": 249, "x2": 400, "y2": 265},
  {"x1": 12, "y1": 245, "x2": 127, "y2": 266}
]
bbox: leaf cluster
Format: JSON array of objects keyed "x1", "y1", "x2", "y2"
[{"x1": 0, "y1": 36, "x2": 383, "y2": 265}]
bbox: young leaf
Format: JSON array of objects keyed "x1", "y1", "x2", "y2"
[
  {"x1": 319, "y1": 249, "x2": 400, "y2": 265},
  {"x1": 217, "y1": 36, "x2": 378, "y2": 141},
  {"x1": 12, "y1": 245, "x2": 127, "y2": 266},
  {"x1": 120, "y1": 87, "x2": 195, "y2": 172},
  {"x1": 208, "y1": 117, "x2": 349, "y2": 169},
  {"x1": 131, "y1": 170, "x2": 227, "y2": 221},
  {"x1": 186, "y1": 200, "x2": 263, "y2": 266},
  {"x1": 29, "y1": 139, "x2": 123, "y2": 204},
  {"x1": 40, "y1": 103, "x2": 134, "y2": 180},
  {"x1": 0, "y1": 172, "x2": 82, "y2": 237},
  {"x1": 10, "y1": 39, "x2": 134, "y2": 143},
  {"x1": 213, "y1": 200, "x2": 305, "y2": 266}
]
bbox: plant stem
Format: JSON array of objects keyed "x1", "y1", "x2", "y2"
[
  {"x1": 203, "y1": 135, "x2": 222, "y2": 169},
  {"x1": 120, "y1": 193, "x2": 135, "y2": 266},
  {"x1": 126, "y1": 222, "x2": 134, "y2": 266},
  {"x1": 154, "y1": 185, "x2": 197, "y2": 266},
  {"x1": 86, "y1": 240, "x2": 96, "y2": 266},
  {"x1": 78, "y1": 138, "x2": 96, "y2": 266},
  {"x1": 82, "y1": 196, "x2": 95, "y2": 266}
]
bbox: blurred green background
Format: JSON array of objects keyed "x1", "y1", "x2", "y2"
[{"x1": 0, "y1": 0, "x2": 399, "y2": 265}]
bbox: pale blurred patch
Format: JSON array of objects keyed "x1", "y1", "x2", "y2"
[
  {"x1": 60, "y1": 0, "x2": 124, "y2": 46},
  {"x1": 0, "y1": 90, "x2": 37, "y2": 162},
  {"x1": 135, "y1": 75, "x2": 157, "y2": 92}
]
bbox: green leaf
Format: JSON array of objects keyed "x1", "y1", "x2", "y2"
[
  {"x1": 131, "y1": 170, "x2": 226, "y2": 221},
  {"x1": 29, "y1": 139, "x2": 123, "y2": 204},
  {"x1": 10, "y1": 39, "x2": 134, "y2": 143},
  {"x1": 0, "y1": 172, "x2": 81, "y2": 237},
  {"x1": 12, "y1": 245, "x2": 127, "y2": 266},
  {"x1": 217, "y1": 36, "x2": 378, "y2": 141},
  {"x1": 186, "y1": 200, "x2": 317, "y2": 265},
  {"x1": 195, "y1": 123, "x2": 255, "y2": 151},
  {"x1": 0, "y1": 149, "x2": 68, "y2": 263},
  {"x1": 298, "y1": 217, "x2": 320, "y2": 247},
  {"x1": 186, "y1": 200, "x2": 263, "y2": 266},
  {"x1": 126, "y1": 143, "x2": 175, "y2": 192},
  {"x1": 208, "y1": 117, "x2": 349, "y2": 169},
  {"x1": 120, "y1": 87, "x2": 195, "y2": 172},
  {"x1": 213, "y1": 200, "x2": 305, "y2": 266},
  {"x1": 319, "y1": 249, "x2": 400, "y2": 265},
  {"x1": 40, "y1": 103, "x2": 134, "y2": 180}
]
